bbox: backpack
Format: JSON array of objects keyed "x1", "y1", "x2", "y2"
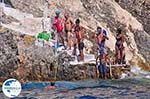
[{"x1": 53, "y1": 17, "x2": 63, "y2": 33}]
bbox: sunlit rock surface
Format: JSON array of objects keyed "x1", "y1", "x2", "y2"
[{"x1": 117, "y1": 0, "x2": 150, "y2": 34}]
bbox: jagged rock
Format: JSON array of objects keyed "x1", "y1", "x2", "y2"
[
  {"x1": 117, "y1": 0, "x2": 150, "y2": 34},
  {"x1": 17, "y1": 37, "x2": 55, "y2": 81},
  {"x1": 134, "y1": 30, "x2": 150, "y2": 65},
  {"x1": 10, "y1": 0, "x2": 45, "y2": 17},
  {"x1": 0, "y1": 12, "x2": 18, "y2": 24},
  {"x1": 116, "y1": 0, "x2": 150, "y2": 68},
  {"x1": 0, "y1": 27, "x2": 131, "y2": 81},
  {"x1": 57, "y1": 63, "x2": 97, "y2": 81},
  {"x1": 0, "y1": 27, "x2": 19, "y2": 77}
]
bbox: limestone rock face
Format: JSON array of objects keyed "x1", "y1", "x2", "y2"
[
  {"x1": 117, "y1": 0, "x2": 150, "y2": 34},
  {"x1": 16, "y1": 35, "x2": 55, "y2": 81},
  {"x1": 10, "y1": 0, "x2": 45, "y2": 17},
  {"x1": 0, "y1": 12, "x2": 18, "y2": 24},
  {"x1": 116, "y1": 0, "x2": 150, "y2": 67},
  {"x1": 57, "y1": 63, "x2": 97, "y2": 81},
  {"x1": 0, "y1": 27, "x2": 19, "y2": 78},
  {"x1": 133, "y1": 30, "x2": 150, "y2": 69}
]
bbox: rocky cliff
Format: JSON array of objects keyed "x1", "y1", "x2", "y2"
[
  {"x1": 0, "y1": 0, "x2": 149, "y2": 81},
  {"x1": 117, "y1": 0, "x2": 150, "y2": 67},
  {"x1": 117, "y1": 0, "x2": 150, "y2": 34},
  {"x1": 0, "y1": 27, "x2": 18, "y2": 78}
]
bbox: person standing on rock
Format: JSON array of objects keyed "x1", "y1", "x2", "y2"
[
  {"x1": 52, "y1": 10, "x2": 65, "y2": 48},
  {"x1": 73, "y1": 19, "x2": 85, "y2": 61},
  {"x1": 115, "y1": 28, "x2": 126, "y2": 64},
  {"x1": 64, "y1": 12, "x2": 74, "y2": 50},
  {"x1": 96, "y1": 27, "x2": 109, "y2": 79}
]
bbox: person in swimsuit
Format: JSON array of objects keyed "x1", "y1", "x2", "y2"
[
  {"x1": 96, "y1": 27, "x2": 109, "y2": 79},
  {"x1": 64, "y1": 13, "x2": 73, "y2": 50},
  {"x1": 73, "y1": 19, "x2": 85, "y2": 61},
  {"x1": 52, "y1": 10, "x2": 65, "y2": 48},
  {"x1": 115, "y1": 28, "x2": 125, "y2": 64}
]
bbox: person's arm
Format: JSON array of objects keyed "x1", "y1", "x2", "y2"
[
  {"x1": 51, "y1": 24, "x2": 56, "y2": 30},
  {"x1": 79, "y1": 28, "x2": 84, "y2": 42},
  {"x1": 122, "y1": 34, "x2": 126, "y2": 42},
  {"x1": 51, "y1": 17, "x2": 57, "y2": 30},
  {"x1": 61, "y1": 17, "x2": 65, "y2": 25},
  {"x1": 73, "y1": 25, "x2": 76, "y2": 32},
  {"x1": 70, "y1": 17, "x2": 74, "y2": 27},
  {"x1": 102, "y1": 30, "x2": 109, "y2": 40},
  {"x1": 91, "y1": 32, "x2": 96, "y2": 39},
  {"x1": 72, "y1": 22, "x2": 75, "y2": 29},
  {"x1": 96, "y1": 35, "x2": 99, "y2": 44},
  {"x1": 103, "y1": 32, "x2": 109, "y2": 40}
]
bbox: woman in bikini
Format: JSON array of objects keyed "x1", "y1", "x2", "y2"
[{"x1": 115, "y1": 28, "x2": 125, "y2": 64}]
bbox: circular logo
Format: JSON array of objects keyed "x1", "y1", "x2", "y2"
[{"x1": 2, "y1": 78, "x2": 22, "y2": 98}]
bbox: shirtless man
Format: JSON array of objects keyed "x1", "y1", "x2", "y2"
[
  {"x1": 64, "y1": 13, "x2": 73, "y2": 50},
  {"x1": 96, "y1": 27, "x2": 109, "y2": 79},
  {"x1": 73, "y1": 19, "x2": 85, "y2": 61}
]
